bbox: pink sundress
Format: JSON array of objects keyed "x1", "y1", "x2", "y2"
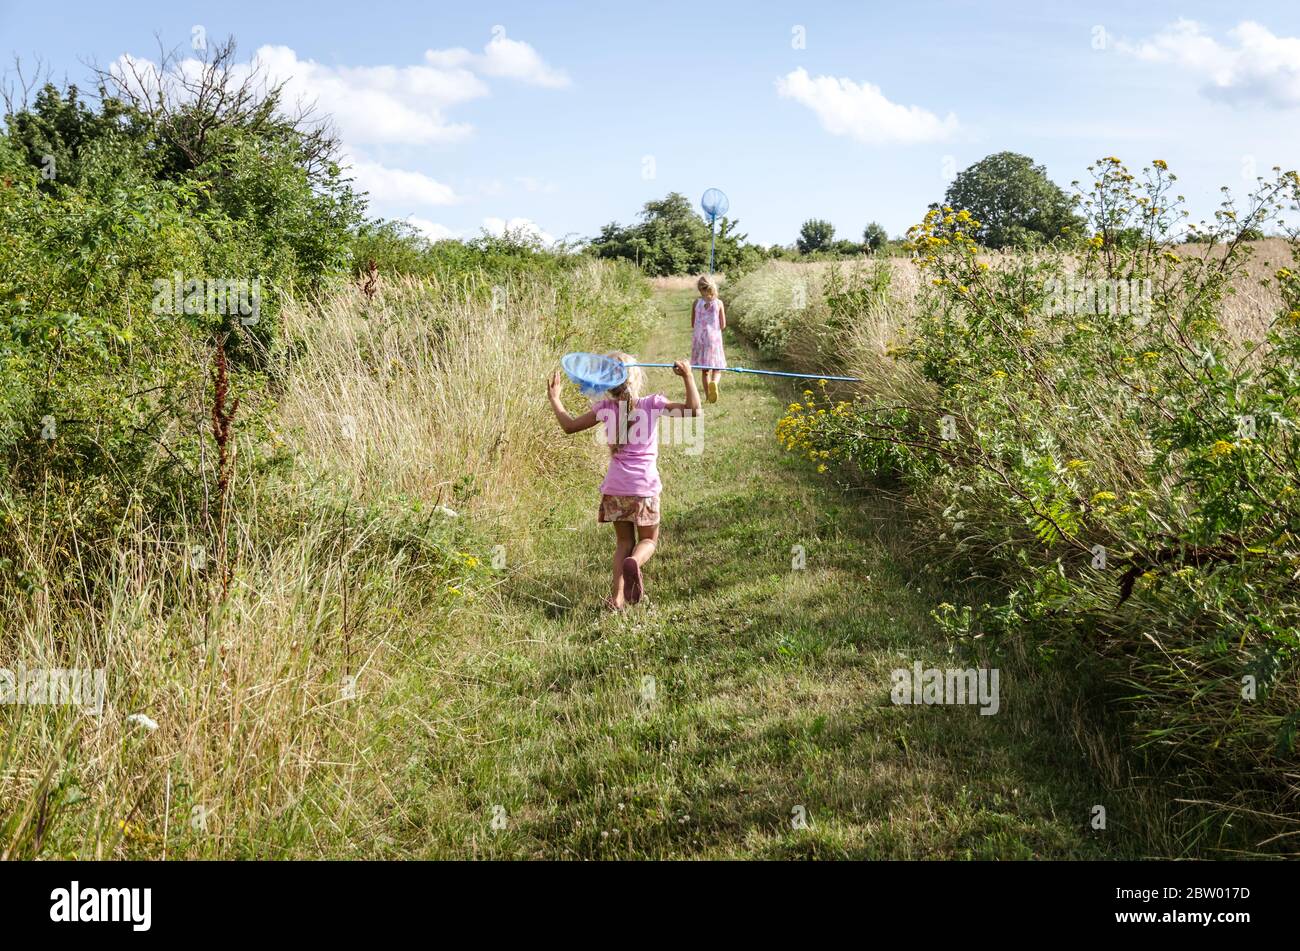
[{"x1": 691, "y1": 298, "x2": 727, "y2": 369}]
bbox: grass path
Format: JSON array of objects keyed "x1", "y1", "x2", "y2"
[{"x1": 389, "y1": 288, "x2": 1129, "y2": 858}]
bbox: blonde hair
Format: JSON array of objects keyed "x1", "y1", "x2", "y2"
[
  {"x1": 696, "y1": 274, "x2": 718, "y2": 298},
  {"x1": 604, "y1": 351, "x2": 643, "y2": 456}
]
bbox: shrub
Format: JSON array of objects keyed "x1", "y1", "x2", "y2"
[
  {"x1": 754, "y1": 158, "x2": 1300, "y2": 852},
  {"x1": 588, "y1": 191, "x2": 765, "y2": 276},
  {"x1": 728, "y1": 259, "x2": 892, "y2": 363}
]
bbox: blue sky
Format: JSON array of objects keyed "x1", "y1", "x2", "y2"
[{"x1": 4, "y1": 0, "x2": 1300, "y2": 245}]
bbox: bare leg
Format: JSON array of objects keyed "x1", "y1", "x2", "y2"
[
  {"x1": 609, "y1": 521, "x2": 635, "y2": 609},
  {"x1": 631, "y1": 523, "x2": 659, "y2": 566},
  {"x1": 621, "y1": 523, "x2": 659, "y2": 605}
]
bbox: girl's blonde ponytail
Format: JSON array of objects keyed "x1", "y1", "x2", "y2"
[{"x1": 603, "y1": 351, "x2": 644, "y2": 457}]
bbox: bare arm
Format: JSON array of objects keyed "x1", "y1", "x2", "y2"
[
  {"x1": 547, "y1": 370, "x2": 600, "y2": 433},
  {"x1": 717, "y1": 299, "x2": 727, "y2": 331},
  {"x1": 689, "y1": 299, "x2": 696, "y2": 329},
  {"x1": 664, "y1": 360, "x2": 702, "y2": 414}
]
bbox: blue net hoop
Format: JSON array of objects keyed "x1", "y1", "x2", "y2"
[
  {"x1": 701, "y1": 188, "x2": 729, "y2": 221},
  {"x1": 561, "y1": 352, "x2": 629, "y2": 397}
]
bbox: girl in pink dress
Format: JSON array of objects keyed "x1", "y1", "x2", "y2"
[{"x1": 690, "y1": 275, "x2": 727, "y2": 403}]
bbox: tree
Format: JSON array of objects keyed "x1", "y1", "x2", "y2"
[
  {"x1": 589, "y1": 192, "x2": 706, "y2": 275},
  {"x1": 862, "y1": 221, "x2": 888, "y2": 251},
  {"x1": 797, "y1": 218, "x2": 835, "y2": 253},
  {"x1": 713, "y1": 215, "x2": 769, "y2": 275},
  {"x1": 3, "y1": 39, "x2": 363, "y2": 294},
  {"x1": 943, "y1": 152, "x2": 1081, "y2": 249},
  {"x1": 589, "y1": 192, "x2": 764, "y2": 275}
]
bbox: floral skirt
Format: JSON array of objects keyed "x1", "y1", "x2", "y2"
[
  {"x1": 691, "y1": 326, "x2": 727, "y2": 369},
  {"x1": 598, "y1": 493, "x2": 661, "y2": 526}
]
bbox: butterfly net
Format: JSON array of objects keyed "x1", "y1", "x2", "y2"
[{"x1": 561, "y1": 352, "x2": 629, "y2": 398}]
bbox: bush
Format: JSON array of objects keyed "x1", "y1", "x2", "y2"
[
  {"x1": 588, "y1": 191, "x2": 766, "y2": 276},
  {"x1": 727, "y1": 259, "x2": 891, "y2": 362},
  {"x1": 751, "y1": 158, "x2": 1300, "y2": 852},
  {"x1": 1, "y1": 51, "x2": 366, "y2": 594}
]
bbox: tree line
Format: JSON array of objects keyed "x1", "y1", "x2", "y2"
[
  {"x1": 588, "y1": 152, "x2": 1096, "y2": 275},
  {"x1": 588, "y1": 150, "x2": 1271, "y2": 275}
]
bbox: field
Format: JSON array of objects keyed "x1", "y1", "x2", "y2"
[
  {"x1": 9, "y1": 255, "x2": 1293, "y2": 857},
  {"x1": 2, "y1": 49, "x2": 1297, "y2": 860}
]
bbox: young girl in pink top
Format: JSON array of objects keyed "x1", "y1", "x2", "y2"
[{"x1": 547, "y1": 353, "x2": 701, "y2": 611}]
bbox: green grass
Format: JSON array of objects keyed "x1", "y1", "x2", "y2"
[{"x1": 323, "y1": 288, "x2": 1141, "y2": 859}]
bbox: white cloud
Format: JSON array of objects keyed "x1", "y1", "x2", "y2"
[
  {"x1": 1118, "y1": 20, "x2": 1300, "y2": 107},
  {"x1": 425, "y1": 34, "x2": 570, "y2": 88},
  {"x1": 109, "y1": 34, "x2": 568, "y2": 150},
  {"x1": 404, "y1": 216, "x2": 553, "y2": 245},
  {"x1": 775, "y1": 67, "x2": 958, "y2": 145},
  {"x1": 405, "y1": 217, "x2": 459, "y2": 241},
  {"x1": 108, "y1": 37, "x2": 571, "y2": 229},
  {"x1": 109, "y1": 46, "x2": 484, "y2": 147},
  {"x1": 346, "y1": 154, "x2": 461, "y2": 206},
  {"x1": 258, "y1": 46, "x2": 485, "y2": 146},
  {"x1": 482, "y1": 216, "x2": 555, "y2": 245}
]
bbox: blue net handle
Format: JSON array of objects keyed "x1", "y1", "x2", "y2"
[{"x1": 630, "y1": 363, "x2": 861, "y2": 382}]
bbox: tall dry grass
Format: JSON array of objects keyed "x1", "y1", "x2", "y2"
[
  {"x1": 279, "y1": 275, "x2": 602, "y2": 518},
  {"x1": 0, "y1": 260, "x2": 654, "y2": 858}
]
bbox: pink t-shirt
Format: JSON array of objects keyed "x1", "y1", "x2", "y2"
[{"x1": 592, "y1": 393, "x2": 669, "y2": 497}]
